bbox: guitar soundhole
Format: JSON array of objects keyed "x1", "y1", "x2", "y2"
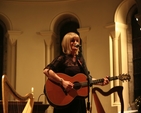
[{"x1": 73, "y1": 82, "x2": 81, "y2": 90}]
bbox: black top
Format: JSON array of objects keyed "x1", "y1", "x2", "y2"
[{"x1": 44, "y1": 54, "x2": 88, "y2": 113}]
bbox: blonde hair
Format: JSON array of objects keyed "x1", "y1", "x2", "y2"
[{"x1": 61, "y1": 32, "x2": 80, "y2": 55}]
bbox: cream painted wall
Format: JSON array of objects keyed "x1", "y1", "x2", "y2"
[{"x1": 0, "y1": 0, "x2": 131, "y2": 113}]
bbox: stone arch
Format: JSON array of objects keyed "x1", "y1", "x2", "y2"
[
  {"x1": 49, "y1": 11, "x2": 81, "y2": 32},
  {"x1": 0, "y1": 12, "x2": 13, "y2": 30},
  {"x1": 0, "y1": 13, "x2": 21, "y2": 91},
  {"x1": 0, "y1": 13, "x2": 13, "y2": 98},
  {"x1": 114, "y1": 0, "x2": 136, "y2": 24},
  {"x1": 106, "y1": 0, "x2": 136, "y2": 111},
  {"x1": 0, "y1": 13, "x2": 13, "y2": 75},
  {"x1": 126, "y1": 4, "x2": 137, "y2": 107},
  {"x1": 49, "y1": 12, "x2": 81, "y2": 57}
]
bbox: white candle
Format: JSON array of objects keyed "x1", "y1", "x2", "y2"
[{"x1": 31, "y1": 87, "x2": 34, "y2": 93}]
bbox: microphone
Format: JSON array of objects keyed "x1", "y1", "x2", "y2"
[{"x1": 74, "y1": 43, "x2": 81, "y2": 48}]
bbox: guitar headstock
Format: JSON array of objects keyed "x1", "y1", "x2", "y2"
[{"x1": 119, "y1": 73, "x2": 131, "y2": 82}]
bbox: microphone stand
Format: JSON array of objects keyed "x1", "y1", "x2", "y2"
[
  {"x1": 76, "y1": 54, "x2": 92, "y2": 112},
  {"x1": 85, "y1": 71, "x2": 92, "y2": 111}
]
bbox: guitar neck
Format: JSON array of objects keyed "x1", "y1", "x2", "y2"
[
  {"x1": 92, "y1": 76, "x2": 119, "y2": 84},
  {"x1": 80, "y1": 76, "x2": 119, "y2": 88}
]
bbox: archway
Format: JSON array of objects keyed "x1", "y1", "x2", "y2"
[
  {"x1": 106, "y1": 0, "x2": 136, "y2": 110},
  {"x1": 0, "y1": 13, "x2": 12, "y2": 100},
  {"x1": 50, "y1": 13, "x2": 80, "y2": 57},
  {"x1": 0, "y1": 13, "x2": 13, "y2": 100}
]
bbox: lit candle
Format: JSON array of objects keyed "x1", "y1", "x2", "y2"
[{"x1": 31, "y1": 87, "x2": 34, "y2": 93}]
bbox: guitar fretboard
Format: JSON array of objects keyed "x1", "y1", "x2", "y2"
[{"x1": 75, "y1": 76, "x2": 119, "y2": 89}]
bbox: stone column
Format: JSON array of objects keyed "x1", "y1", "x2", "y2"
[
  {"x1": 37, "y1": 31, "x2": 56, "y2": 113},
  {"x1": 77, "y1": 27, "x2": 91, "y2": 61},
  {"x1": 110, "y1": 30, "x2": 121, "y2": 86},
  {"x1": 37, "y1": 31, "x2": 56, "y2": 66},
  {"x1": 6, "y1": 30, "x2": 22, "y2": 89}
]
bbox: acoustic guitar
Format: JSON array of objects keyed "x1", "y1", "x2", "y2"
[{"x1": 45, "y1": 73, "x2": 130, "y2": 108}]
